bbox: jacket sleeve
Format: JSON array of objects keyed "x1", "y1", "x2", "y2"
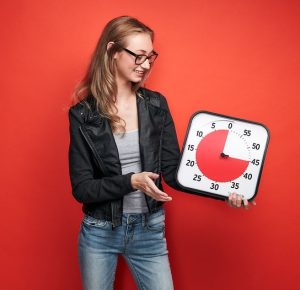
[
  {"x1": 68, "y1": 107, "x2": 135, "y2": 204},
  {"x1": 159, "y1": 94, "x2": 224, "y2": 200},
  {"x1": 159, "y1": 94, "x2": 182, "y2": 190}
]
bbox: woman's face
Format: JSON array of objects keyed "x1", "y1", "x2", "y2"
[{"x1": 113, "y1": 33, "x2": 154, "y2": 85}]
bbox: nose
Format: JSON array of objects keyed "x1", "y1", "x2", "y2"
[{"x1": 140, "y1": 58, "x2": 150, "y2": 70}]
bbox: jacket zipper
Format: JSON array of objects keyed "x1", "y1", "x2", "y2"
[
  {"x1": 79, "y1": 126, "x2": 108, "y2": 176},
  {"x1": 111, "y1": 203, "x2": 115, "y2": 228},
  {"x1": 136, "y1": 99, "x2": 150, "y2": 213},
  {"x1": 158, "y1": 113, "x2": 166, "y2": 182}
]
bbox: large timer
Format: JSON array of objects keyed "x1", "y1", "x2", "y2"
[{"x1": 176, "y1": 111, "x2": 270, "y2": 200}]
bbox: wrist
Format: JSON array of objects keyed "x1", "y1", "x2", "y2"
[
  {"x1": 130, "y1": 173, "x2": 137, "y2": 189},
  {"x1": 127, "y1": 172, "x2": 136, "y2": 191}
]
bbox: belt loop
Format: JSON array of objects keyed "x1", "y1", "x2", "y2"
[
  {"x1": 142, "y1": 214, "x2": 145, "y2": 227},
  {"x1": 126, "y1": 214, "x2": 130, "y2": 225},
  {"x1": 144, "y1": 212, "x2": 148, "y2": 228}
]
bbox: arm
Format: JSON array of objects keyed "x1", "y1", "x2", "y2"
[
  {"x1": 159, "y1": 94, "x2": 256, "y2": 207},
  {"x1": 159, "y1": 94, "x2": 224, "y2": 200},
  {"x1": 68, "y1": 107, "x2": 134, "y2": 204},
  {"x1": 159, "y1": 94, "x2": 182, "y2": 190}
]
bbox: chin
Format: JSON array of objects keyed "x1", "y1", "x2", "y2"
[{"x1": 130, "y1": 77, "x2": 144, "y2": 83}]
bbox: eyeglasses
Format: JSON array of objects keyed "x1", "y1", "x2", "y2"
[{"x1": 115, "y1": 43, "x2": 158, "y2": 65}]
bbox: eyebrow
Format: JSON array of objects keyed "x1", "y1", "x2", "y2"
[{"x1": 135, "y1": 49, "x2": 156, "y2": 55}]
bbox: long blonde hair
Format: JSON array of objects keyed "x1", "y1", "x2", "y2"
[{"x1": 72, "y1": 16, "x2": 154, "y2": 131}]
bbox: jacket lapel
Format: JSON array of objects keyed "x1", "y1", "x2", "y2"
[
  {"x1": 137, "y1": 95, "x2": 165, "y2": 172},
  {"x1": 83, "y1": 115, "x2": 121, "y2": 175}
]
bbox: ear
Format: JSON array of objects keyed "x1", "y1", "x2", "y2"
[{"x1": 106, "y1": 41, "x2": 115, "y2": 51}]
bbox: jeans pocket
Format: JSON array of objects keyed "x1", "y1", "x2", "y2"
[
  {"x1": 82, "y1": 215, "x2": 108, "y2": 229},
  {"x1": 146, "y1": 209, "x2": 165, "y2": 233}
]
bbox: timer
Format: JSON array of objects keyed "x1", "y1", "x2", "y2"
[{"x1": 176, "y1": 111, "x2": 270, "y2": 200}]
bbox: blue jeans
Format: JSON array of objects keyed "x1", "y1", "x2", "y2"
[{"x1": 78, "y1": 208, "x2": 174, "y2": 290}]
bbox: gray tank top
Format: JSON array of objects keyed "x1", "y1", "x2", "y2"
[{"x1": 113, "y1": 129, "x2": 149, "y2": 213}]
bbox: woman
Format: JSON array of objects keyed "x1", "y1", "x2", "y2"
[{"x1": 68, "y1": 16, "x2": 253, "y2": 290}]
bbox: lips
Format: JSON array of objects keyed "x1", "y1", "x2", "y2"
[{"x1": 135, "y1": 70, "x2": 145, "y2": 76}]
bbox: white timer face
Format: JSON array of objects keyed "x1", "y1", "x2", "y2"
[{"x1": 176, "y1": 111, "x2": 270, "y2": 200}]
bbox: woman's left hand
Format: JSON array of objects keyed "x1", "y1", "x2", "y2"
[{"x1": 226, "y1": 192, "x2": 256, "y2": 209}]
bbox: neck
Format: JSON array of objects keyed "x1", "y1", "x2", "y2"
[{"x1": 115, "y1": 75, "x2": 134, "y2": 101}]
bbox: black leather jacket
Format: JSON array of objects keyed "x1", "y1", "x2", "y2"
[{"x1": 68, "y1": 88, "x2": 182, "y2": 227}]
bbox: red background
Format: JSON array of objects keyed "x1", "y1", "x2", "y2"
[{"x1": 1, "y1": 0, "x2": 299, "y2": 289}]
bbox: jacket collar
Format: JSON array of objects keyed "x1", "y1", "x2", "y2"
[{"x1": 83, "y1": 89, "x2": 165, "y2": 172}]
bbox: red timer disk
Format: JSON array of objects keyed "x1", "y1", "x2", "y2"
[
  {"x1": 176, "y1": 111, "x2": 270, "y2": 200},
  {"x1": 196, "y1": 130, "x2": 249, "y2": 182}
]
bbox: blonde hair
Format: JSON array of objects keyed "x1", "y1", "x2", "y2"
[{"x1": 72, "y1": 16, "x2": 154, "y2": 132}]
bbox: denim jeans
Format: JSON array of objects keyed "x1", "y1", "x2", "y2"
[{"x1": 78, "y1": 208, "x2": 174, "y2": 290}]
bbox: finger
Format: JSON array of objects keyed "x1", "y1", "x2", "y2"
[
  {"x1": 143, "y1": 178, "x2": 172, "y2": 202},
  {"x1": 145, "y1": 176, "x2": 168, "y2": 197},
  {"x1": 157, "y1": 195, "x2": 172, "y2": 201},
  {"x1": 149, "y1": 189, "x2": 172, "y2": 202},
  {"x1": 145, "y1": 172, "x2": 160, "y2": 180},
  {"x1": 154, "y1": 191, "x2": 172, "y2": 201},
  {"x1": 242, "y1": 198, "x2": 249, "y2": 209},
  {"x1": 251, "y1": 200, "x2": 257, "y2": 206},
  {"x1": 231, "y1": 192, "x2": 237, "y2": 207},
  {"x1": 236, "y1": 194, "x2": 242, "y2": 208},
  {"x1": 227, "y1": 193, "x2": 233, "y2": 207}
]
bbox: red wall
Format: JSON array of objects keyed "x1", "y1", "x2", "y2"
[{"x1": 1, "y1": 1, "x2": 299, "y2": 289}]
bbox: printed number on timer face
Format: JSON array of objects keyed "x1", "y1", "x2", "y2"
[{"x1": 176, "y1": 111, "x2": 270, "y2": 200}]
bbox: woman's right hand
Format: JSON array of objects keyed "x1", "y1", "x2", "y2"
[{"x1": 131, "y1": 172, "x2": 172, "y2": 202}]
